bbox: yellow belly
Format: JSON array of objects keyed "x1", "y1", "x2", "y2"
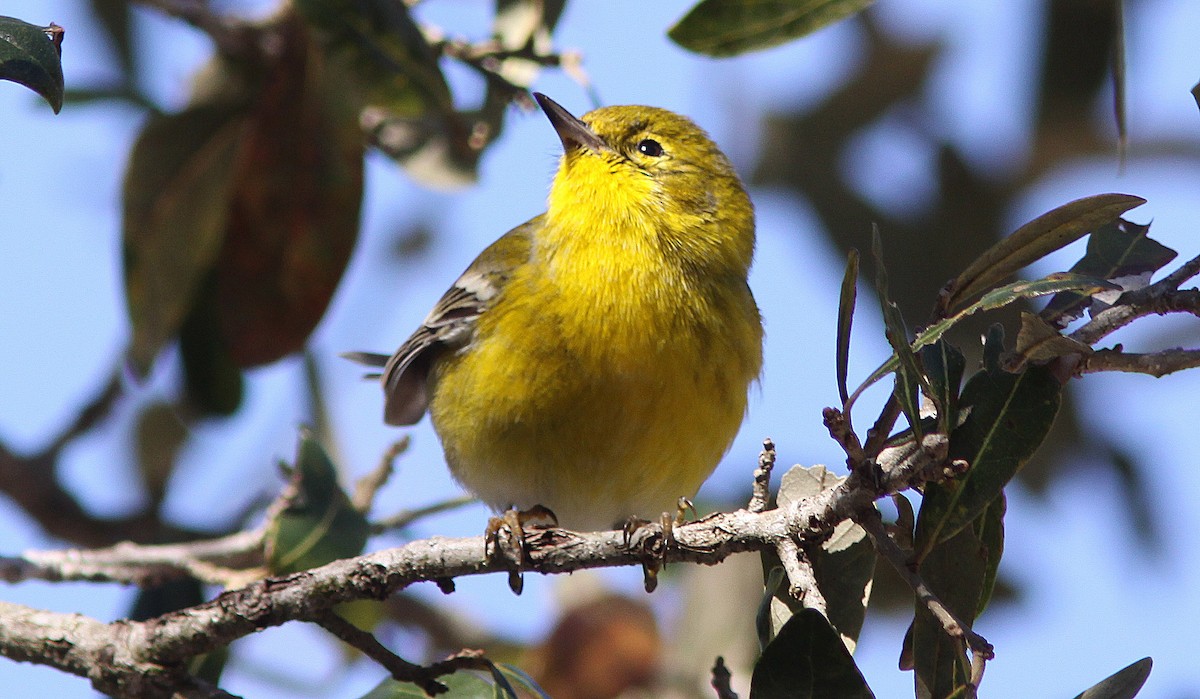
[{"x1": 427, "y1": 269, "x2": 761, "y2": 531}]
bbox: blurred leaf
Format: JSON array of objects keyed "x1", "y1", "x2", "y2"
[
  {"x1": 837, "y1": 249, "x2": 859, "y2": 405},
  {"x1": 1041, "y1": 219, "x2": 1176, "y2": 328},
  {"x1": 914, "y1": 329, "x2": 1061, "y2": 560},
  {"x1": 1192, "y1": 81, "x2": 1200, "y2": 112},
  {"x1": 361, "y1": 673, "x2": 492, "y2": 699},
  {"x1": 1111, "y1": 0, "x2": 1126, "y2": 166},
  {"x1": 266, "y1": 433, "x2": 370, "y2": 574},
  {"x1": 492, "y1": 0, "x2": 567, "y2": 86},
  {"x1": 849, "y1": 272, "x2": 1115, "y2": 409},
  {"x1": 1072, "y1": 657, "x2": 1152, "y2": 699},
  {"x1": 1010, "y1": 311, "x2": 1093, "y2": 370},
  {"x1": 134, "y1": 401, "x2": 189, "y2": 507},
  {"x1": 179, "y1": 277, "x2": 244, "y2": 415},
  {"x1": 918, "y1": 340, "x2": 964, "y2": 435},
  {"x1": 764, "y1": 466, "x2": 875, "y2": 652},
  {"x1": 295, "y1": 0, "x2": 484, "y2": 186},
  {"x1": 750, "y1": 608, "x2": 874, "y2": 699},
  {"x1": 0, "y1": 16, "x2": 64, "y2": 112},
  {"x1": 215, "y1": 17, "x2": 364, "y2": 367},
  {"x1": 122, "y1": 104, "x2": 245, "y2": 374},
  {"x1": 942, "y1": 193, "x2": 1146, "y2": 314},
  {"x1": 88, "y1": 0, "x2": 134, "y2": 77},
  {"x1": 669, "y1": 0, "x2": 875, "y2": 57},
  {"x1": 359, "y1": 662, "x2": 538, "y2": 699}
]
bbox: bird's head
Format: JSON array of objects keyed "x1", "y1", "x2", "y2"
[{"x1": 534, "y1": 93, "x2": 755, "y2": 276}]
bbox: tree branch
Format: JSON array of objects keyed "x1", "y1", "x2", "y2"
[{"x1": 1080, "y1": 347, "x2": 1200, "y2": 378}]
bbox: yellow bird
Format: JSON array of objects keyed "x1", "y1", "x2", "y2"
[{"x1": 353, "y1": 93, "x2": 762, "y2": 531}]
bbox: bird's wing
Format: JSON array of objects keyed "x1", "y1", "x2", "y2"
[{"x1": 379, "y1": 217, "x2": 538, "y2": 426}]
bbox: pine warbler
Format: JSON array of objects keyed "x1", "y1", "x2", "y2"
[{"x1": 355, "y1": 93, "x2": 762, "y2": 531}]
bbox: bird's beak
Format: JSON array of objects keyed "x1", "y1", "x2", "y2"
[{"x1": 534, "y1": 93, "x2": 607, "y2": 153}]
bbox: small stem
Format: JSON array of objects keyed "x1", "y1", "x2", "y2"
[
  {"x1": 747, "y1": 438, "x2": 776, "y2": 513},
  {"x1": 1080, "y1": 347, "x2": 1200, "y2": 378},
  {"x1": 775, "y1": 538, "x2": 827, "y2": 618},
  {"x1": 353, "y1": 437, "x2": 411, "y2": 513}
]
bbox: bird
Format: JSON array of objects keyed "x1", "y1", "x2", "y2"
[{"x1": 349, "y1": 93, "x2": 762, "y2": 532}]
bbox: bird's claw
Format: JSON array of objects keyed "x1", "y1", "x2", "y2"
[
  {"x1": 485, "y1": 505, "x2": 558, "y2": 595},
  {"x1": 623, "y1": 499, "x2": 694, "y2": 593}
]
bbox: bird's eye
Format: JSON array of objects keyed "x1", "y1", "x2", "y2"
[{"x1": 637, "y1": 139, "x2": 664, "y2": 157}]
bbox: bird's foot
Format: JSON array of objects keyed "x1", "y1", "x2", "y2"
[
  {"x1": 485, "y1": 505, "x2": 558, "y2": 595},
  {"x1": 622, "y1": 498, "x2": 695, "y2": 593}
]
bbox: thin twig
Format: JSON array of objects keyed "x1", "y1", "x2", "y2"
[
  {"x1": 747, "y1": 438, "x2": 776, "y2": 513},
  {"x1": 2, "y1": 528, "x2": 266, "y2": 586},
  {"x1": 710, "y1": 656, "x2": 738, "y2": 699},
  {"x1": 371, "y1": 495, "x2": 478, "y2": 534},
  {"x1": 1079, "y1": 347, "x2": 1200, "y2": 378},
  {"x1": 775, "y1": 538, "x2": 827, "y2": 618},
  {"x1": 857, "y1": 511, "x2": 994, "y2": 664},
  {"x1": 353, "y1": 437, "x2": 411, "y2": 513},
  {"x1": 312, "y1": 610, "x2": 448, "y2": 695}
]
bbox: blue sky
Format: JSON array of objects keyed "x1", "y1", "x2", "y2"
[{"x1": 2, "y1": 0, "x2": 1200, "y2": 696}]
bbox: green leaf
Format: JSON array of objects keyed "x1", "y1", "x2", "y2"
[
  {"x1": 669, "y1": 0, "x2": 876, "y2": 57},
  {"x1": 750, "y1": 608, "x2": 874, "y2": 699},
  {"x1": 1041, "y1": 218, "x2": 1176, "y2": 328},
  {"x1": 836, "y1": 249, "x2": 860, "y2": 406},
  {"x1": 847, "y1": 272, "x2": 1113, "y2": 410},
  {"x1": 122, "y1": 104, "x2": 245, "y2": 374},
  {"x1": 972, "y1": 493, "x2": 1005, "y2": 618},
  {"x1": 873, "y1": 229, "x2": 928, "y2": 440},
  {"x1": 266, "y1": 433, "x2": 371, "y2": 574},
  {"x1": 1072, "y1": 657, "x2": 1153, "y2": 699},
  {"x1": 913, "y1": 335, "x2": 1062, "y2": 560},
  {"x1": 763, "y1": 466, "x2": 875, "y2": 653},
  {"x1": 918, "y1": 340, "x2": 965, "y2": 435},
  {"x1": 361, "y1": 673, "x2": 489, "y2": 699},
  {"x1": 942, "y1": 193, "x2": 1146, "y2": 314},
  {"x1": 0, "y1": 16, "x2": 64, "y2": 112}
]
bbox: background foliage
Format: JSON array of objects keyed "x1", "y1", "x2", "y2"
[{"x1": 2, "y1": 0, "x2": 1199, "y2": 697}]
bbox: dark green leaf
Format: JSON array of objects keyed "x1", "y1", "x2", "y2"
[
  {"x1": 750, "y1": 608, "x2": 874, "y2": 699},
  {"x1": 1072, "y1": 657, "x2": 1153, "y2": 699},
  {"x1": 0, "y1": 16, "x2": 64, "y2": 112},
  {"x1": 763, "y1": 467, "x2": 875, "y2": 652},
  {"x1": 266, "y1": 433, "x2": 371, "y2": 574},
  {"x1": 757, "y1": 566, "x2": 787, "y2": 649},
  {"x1": 918, "y1": 340, "x2": 965, "y2": 435},
  {"x1": 910, "y1": 523, "x2": 987, "y2": 699},
  {"x1": 122, "y1": 104, "x2": 245, "y2": 374},
  {"x1": 493, "y1": 664, "x2": 549, "y2": 699},
  {"x1": 837, "y1": 249, "x2": 859, "y2": 406},
  {"x1": 669, "y1": 0, "x2": 876, "y2": 57},
  {"x1": 179, "y1": 277, "x2": 244, "y2": 416},
  {"x1": 942, "y1": 193, "x2": 1146, "y2": 314},
  {"x1": 914, "y1": 354, "x2": 1061, "y2": 560},
  {"x1": 1041, "y1": 218, "x2": 1176, "y2": 328},
  {"x1": 972, "y1": 493, "x2": 1005, "y2": 618}
]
